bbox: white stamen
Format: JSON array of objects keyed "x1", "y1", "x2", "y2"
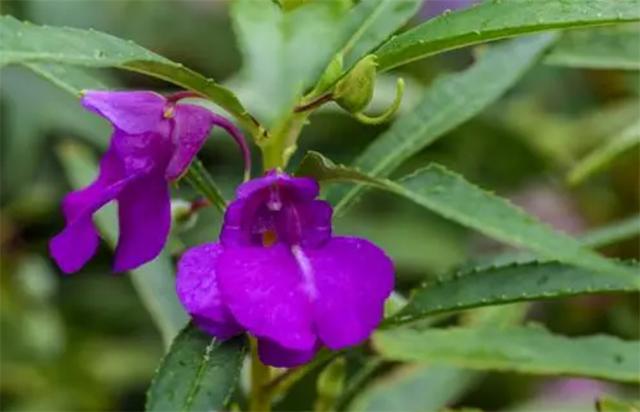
[{"x1": 291, "y1": 245, "x2": 317, "y2": 299}]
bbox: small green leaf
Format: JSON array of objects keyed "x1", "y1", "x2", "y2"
[
  {"x1": 146, "y1": 324, "x2": 248, "y2": 412},
  {"x1": 297, "y1": 151, "x2": 637, "y2": 281},
  {"x1": 387, "y1": 261, "x2": 639, "y2": 326},
  {"x1": 373, "y1": 326, "x2": 640, "y2": 383},
  {"x1": 57, "y1": 142, "x2": 188, "y2": 348},
  {"x1": 568, "y1": 119, "x2": 640, "y2": 185},
  {"x1": 545, "y1": 27, "x2": 640, "y2": 70},
  {"x1": 0, "y1": 15, "x2": 260, "y2": 137},
  {"x1": 374, "y1": 0, "x2": 640, "y2": 71},
  {"x1": 326, "y1": 35, "x2": 555, "y2": 213}
]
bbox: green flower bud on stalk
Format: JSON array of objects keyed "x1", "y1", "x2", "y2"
[{"x1": 333, "y1": 55, "x2": 377, "y2": 113}]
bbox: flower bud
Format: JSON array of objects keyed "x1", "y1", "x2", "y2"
[{"x1": 333, "y1": 55, "x2": 377, "y2": 114}]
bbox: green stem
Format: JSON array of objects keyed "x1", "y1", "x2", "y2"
[
  {"x1": 182, "y1": 159, "x2": 227, "y2": 213},
  {"x1": 250, "y1": 338, "x2": 272, "y2": 412}
]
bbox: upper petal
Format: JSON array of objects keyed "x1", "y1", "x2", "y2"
[
  {"x1": 113, "y1": 172, "x2": 171, "y2": 272},
  {"x1": 235, "y1": 170, "x2": 319, "y2": 201},
  {"x1": 82, "y1": 90, "x2": 166, "y2": 134},
  {"x1": 217, "y1": 244, "x2": 316, "y2": 351},
  {"x1": 176, "y1": 243, "x2": 244, "y2": 340},
  {"x1": 50, "y1": 146, "x2": 131, "y2": 273},
  {"x1": 165, "y1": 103, "x2": 252, "y2": 181},
  {"x1": 305, "y1": 237, "x2": 394, "y2": 349}
]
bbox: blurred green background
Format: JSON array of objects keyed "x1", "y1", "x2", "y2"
[{"x1": 1, "y1": 1, "x2": 638, "y2": 411}]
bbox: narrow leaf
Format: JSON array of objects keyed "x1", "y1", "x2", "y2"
[
  {"x1": 545, "y1": 27, "x2": 640, "y2": 70},
  {"x1": 146, "y1": 324, "x2": 248, "y2": 412},
  {"x1": 387, "y1": 261, "x2": 639, "y2": 326},
  {"x1": 580, "y1": 214, "x2": 640, "y2": 248},
  {"x1": 568, "y1": 119, "x2": 640, "y2": 184},
  {"x1": 0, "y1": 16, "x2": 261, "y2": 137},
  {"x1": 57, "y1": 142, "x2": 188, "y2": 348},
  {"x1": 373, "y1": 326, "x2": 640, "y2": 383},
  {"x1": 297, "y1": 151, "x2": 637, "y2": 280},
  {"x1": 326, "y1": 35, "x2": 555, "y2": 212},
  {"x1": 374, "y1": 0, "x2": 640, "y2": 71}
]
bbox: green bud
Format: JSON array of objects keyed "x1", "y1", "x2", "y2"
[
  {"x1": 314, "y1": 357, "x2": 346, "y2": 412},
  {"x1": 171, "y1": 199, "x2": 198, "y2": 231},
  {"x1": 333, "y1": 55, "x2": 377, "y2": 113},
  {"x1": 273, "y1": 0, "x2": 311, "y2": 12}
]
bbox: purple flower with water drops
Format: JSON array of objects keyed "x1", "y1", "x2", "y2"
[
  {"x1": 176, "y1": 171, "x2": 394, "y2": 367},
  {"x1": 50, "y1": 90, "x2": 250, "y2": 274}
]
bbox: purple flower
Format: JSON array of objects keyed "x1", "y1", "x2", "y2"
[
  {"x1": 50, "y1": 90, "x2": 250, "y2": 273},
  {"x1": 176, "y1": 171, "x2": 394, "y2": 367}
]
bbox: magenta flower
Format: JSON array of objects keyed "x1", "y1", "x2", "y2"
[
  {"x1": 50, "y1": 91, "x2": 250, "y2": 274},
  {"x1": 176, "y1": 171, "x2": 394, "y2": 367}
]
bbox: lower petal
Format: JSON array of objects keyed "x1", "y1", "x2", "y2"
[
  {"x1": 49, "y1": 146, "x2": 129, "y2": 273},
  {"x1": 176, "y1": 243, "x2": 243, "y2": 340},
  {"x1": 305, "y1": 237, "x2": 394, "y2": 349},
  {"x1": 258, "y1": 338, "x2": 318, "y2": 368},
  {"x1": 217, "y1": 244, "x2": 316, "y2": 351},
  {"x1": 114, "y1": 173, "x2": 171, "y2": 271}
]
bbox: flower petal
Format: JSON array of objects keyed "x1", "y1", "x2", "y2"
[
  {"x1": 235, "y1": 171, "x2": 319, "y2": 201},
  {"x1": 81, "y1": 91, "x2": 166, "y2": 134},
  {"x1": 112, "y1": 129, "x2": 173, "y2": 176},
  {"x1": 113, "y1": 173, "x2": 171, "y2": 271},
  {"x1": 176, "y1": 243, "x2": 244, "y2": 340},
  {"x1": 305, "y1": 237, "x2": 394, "y2": 349},
  {"x1": 258, "y1": 338, "x2": 318, "y2": 368},
  {"x1": 166, "y1": 104, "x2": 251, "y2": 181},
  {"x1": 50, "y1": 147, "x2": 131, "y2": 273},
  {"x1": 217, "y1": 244, "x2": 316, "y2": 351}
]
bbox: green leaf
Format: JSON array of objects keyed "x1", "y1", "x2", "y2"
[
  {"x1": 568, "y1": 119, "x2": 640, "y2": 184},
  {"x1": 348, "y1": 365, "x2": 478, "y2": 412},
  {"x1": 325, "y1": 35, "x2": 555, "y2": 212},
  {"x1": 297, "y1": 151, "x2": 637, "y2": 280},
  {"x1": 597, "y1": 396, "x2": 640, "y2": 412},
  {"x1": 57, "y1": 142, "x2": 188, "y2": 348},
  {"x1": 0, "y1": 15, "x2": 261, "y2": 137},
  {"x1": 387, "y1": 261, "x2": 639, "y2": 326},
  {"x1": 580, "y1": 214, "x2": 640, "y2": 248},
  {"x1": 26, "y1": 62, "x2": 112, "y2": 94},
  {"x1": 373, "y1": 326, "x2": 640, "y2": 383},
  {"x1": 374, "y1": 0, "x2": 640, "y2": 71},
  {"x1": 339, "y1": 0, "x2": 422, "y2": 69},
  {"x1": 230, "y1": 0, "x2": 348, "y2": 124},
  {"x1": 146, "y1": 324, "x2": 248, "y2": 412},
  {"x1": 545, "y1": 27, "x2": 640, "y2": 70}
]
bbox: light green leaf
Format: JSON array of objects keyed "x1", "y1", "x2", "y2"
[
  {"x1": 545, "y1": 27, "x2": 640, "y2": 70},
  {"x1": 373, "y1": 326, "x2": 640, "y2": 383},
  {"x1": 387, "y1": 261, "x2": 639, "y2": 326},
  {"x1": 57, "y1": 142, "x2": 188, "y2": 348},
  {"x1": 326, "y1": 35, "x2": 555, "y2": 212},
  {"x1": 597, "y1": 396, "x2": 640, "y2": 412},
  {"x1": 349, "y1": 365, "x2": 478, "y2": 412},
  {"x1": 580, "y1": 214, "x2": 640, "y2": 249},
  {"x1": 230, "y1": 0, "x2": 348, "y2": 124},
  {"x1": 0, "y1": 15, "x2": 260, "y2": 137},
  {"x1": 26, "y1": 62, "x2": 112, "y2": 94},
  {"x1": 146, "y1": 324, "x2": 247, "y2": 412},
  {"x1": 374, "y1": 0, "x2": 640, "y2": 71},
  {"x1": 568, "y1": 119, "x2": 640, "y2": 184},
  {"x1": 297, "y1": 151, "x2": 637, "y2": 280},
  {"x1": 339, "y1": 0, "x2": 422, "y2": 69}
]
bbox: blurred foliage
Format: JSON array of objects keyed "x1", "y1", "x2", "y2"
[{"x1": 1, "y1": 1, "x2": 639, "y2": 411}]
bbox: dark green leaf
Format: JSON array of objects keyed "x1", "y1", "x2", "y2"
[
  {"x1": 0, "y1": 15, "x2": 260, "y2": 137},
  {"x1": 57, "y1": 142, "x2": 188, "y2": 347},
  {"x1": 374, "y1": 0, "x2": 640, "y2": 71},
  {"x1": 325, "y1": 35, "x2": 555, "y2": 212},
  {"x1": 297, "y1": 151, "x2": 637, "y2": 280},
  {"x1": 373, "y1": 326, "x2": 640, "y2": 383},
  {"x1": 146, "y1": 324, "x2": 248, "y2": 412},
  {"x1": 545, "y1": 27, "x2": 640, "y2": 70},
  {"x1": 387, "y1": 261, "x2": 639, "y2": 326}
]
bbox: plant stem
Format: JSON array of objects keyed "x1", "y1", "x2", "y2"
[{"x1": 250, "y1": 338, "x2": 272, "y2": 412}]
